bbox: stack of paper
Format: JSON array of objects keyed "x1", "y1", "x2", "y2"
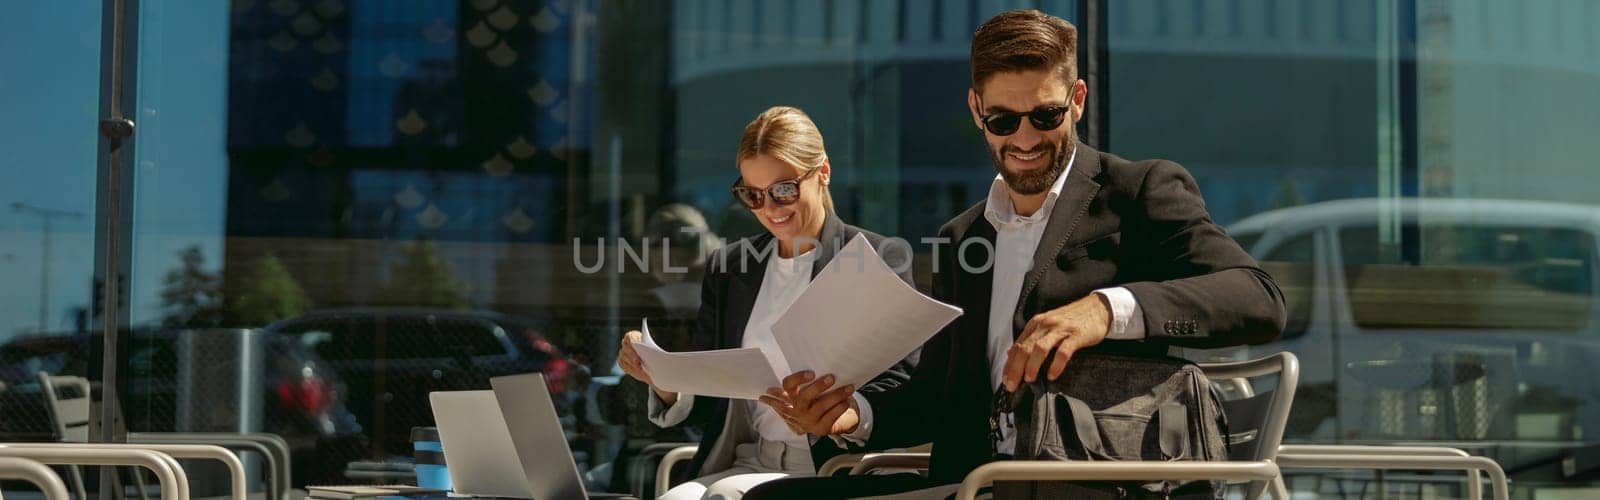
[
  {"x1": 632, "y1": 234, "x2": 962, "y2": 400},
  {"x1": 632, "y1": 324, "x2": 780, "y2": 400}
]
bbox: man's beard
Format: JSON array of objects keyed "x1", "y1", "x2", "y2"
[{"x1": 989, "y1": 133, "x2": 1075, "y2": 196}]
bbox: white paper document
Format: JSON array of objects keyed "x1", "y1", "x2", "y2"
[
  {"x1": 769, "y1": 234, "x2": 963, "y2": 390},
  {"x1": 634, "y1": 234, "x2": 962, "y2": 400},
  {"x1": 633, "y1": 319, "x2": 781, "y2": 400}
]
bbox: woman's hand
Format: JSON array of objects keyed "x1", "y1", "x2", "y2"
[{"x1": 618, "y1": 330, "x2": 678, "y2": 405}]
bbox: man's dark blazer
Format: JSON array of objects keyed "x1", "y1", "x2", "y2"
[
  {"x1": 863, "y1": 143, "x2": 1287, "y2": 484},
  {"x1": 663, "y1": 211, "x2": 917, "y2": 475}
]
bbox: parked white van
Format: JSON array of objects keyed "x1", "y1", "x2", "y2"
[{"x1": 1223, "y1": 198, "x2": 1600, "y2": 483}]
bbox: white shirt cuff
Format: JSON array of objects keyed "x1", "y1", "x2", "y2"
[
  {"x1": 647, "y1": 390, "x2": 695, "y2": 427},
  {"x1": 1095, "y1": 287, "x2": 1146, "y2": 340},
  {"x1": 828, "y1": 392, "x2": 873, "y2": 448}
]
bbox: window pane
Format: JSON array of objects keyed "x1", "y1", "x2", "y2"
[
  {"x1": 1340, "y1": 224, "x2": 1594, "y2": 331},
  {"x1": 0, "y1": 0, "x2": 103, "y2": 443},
  {"x1": 37, "y1": 0, "x2": 1600, "y2": 496},
  {"x1": 1112, "y1": 0, "x2": 1600, "y2": 493},
  {"x1": 100, "y1": 1, "x2": 1078, "y2": 495}
]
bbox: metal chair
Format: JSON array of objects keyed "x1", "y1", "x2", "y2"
[
  {"x1": 0, "y1": 456, "x2": 72, "y2": 500},
  {"x1": 654, "y1": 445, "x2": 699, "y2": 495},
  {"x1": 0, "y1": 445, "x2": 189, "y2": 500},
  {"x1": 819, "y1": 452, "x2": 913, "y2": 477},
  {"x1": 1225, "y1": 364, "x2": 1508, "y2": 499},
  {"x1": 817, "y1": 442, "x2": 937, "y2": 476},
  {"x1": 842, "y1": 352, "x2": 1514, "y2": 500},
  {"x1": 128, "y1": 432, "x2": 291, "y2": 500},
  {"x1": 850, "y1": 353, "x2": 1300, "y2": 500},
  {"x1": 657, "y1": 443, "x2": 931, "y2": 494},
  {"x1": 3, "y1": 443, "x2": 244, "y2": 500},
  {"x1": 36, "y1": 373, "x2": 254, "y2": 500},
  {"x1": 619, "y1": 442, "x2": 690, "y2": 498},
  {"x1": 815, "y1": 452, "x2": 864, "y2": 477},
  {"x1": 1274, "y1": 444, "x2": 1508, "y2": 500},
  {"x1": 954, "y1": 352, "x2": 1300, "y2": 500},
  {"x1": 36, "y1": 372, "x2": 140, "y2": 500}
]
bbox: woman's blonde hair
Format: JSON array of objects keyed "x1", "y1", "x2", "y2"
[{"x1": 737, "y1": 106, "x2": 834, "y2": 213}]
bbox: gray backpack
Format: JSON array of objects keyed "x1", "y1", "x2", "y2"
[{"x1": 991, "y1": 353, "x2": 1228, "y2": 499}]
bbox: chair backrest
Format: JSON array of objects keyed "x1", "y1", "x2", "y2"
[
  {"x1": 1198, "y1": 352, "x2": 1299, "y2": 463},
  {"x1": 37, "y1": 372, "x2": 93, "y2": 442}
]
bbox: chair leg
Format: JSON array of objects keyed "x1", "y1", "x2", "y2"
[
  {"x1": 107, "y1": 466, "x2": 149, "y2": 500},
  {"x1": 66, "y1": 465, "x2": 86, "y2": 500},
  {"x1": 1243, "y1": 479, "x2": 1270, "y2": 500},
  {"x1": 110, "y1": 467, "x2": 125, "y2": 500},
  {"x1": 129, "y1": 466, "x2": 149, "y2": 500},
  {"x1": 1269, "y1": 476, "x2": 1290, "y2": 500}
]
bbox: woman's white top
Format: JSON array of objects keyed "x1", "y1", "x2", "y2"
[{"x1": 649, "y1": 249, "x2": 814, "y2": 447}]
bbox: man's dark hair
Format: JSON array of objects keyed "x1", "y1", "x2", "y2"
[{"x1": 970, "y1": 10, "x2": 1078, "y2": 91}]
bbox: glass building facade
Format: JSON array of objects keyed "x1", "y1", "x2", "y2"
[{"x1": 3, "y1": 0, "x2": 1599, "y2": 497}]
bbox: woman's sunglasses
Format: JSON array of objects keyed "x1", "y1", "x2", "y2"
[
  {"x1": 730, "y1": 168, "x2": 820, "y2": 210},
  {"x1": 979, "y1": 105, "x2": 1071, "y2": 136}
]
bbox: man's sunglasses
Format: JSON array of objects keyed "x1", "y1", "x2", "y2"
[
  {"x1": 730, "y1": 168, "x2": 820, "y2": 210},
  {"x1": 979, "y1": 104, "x2": 1071, "y2": 136}
]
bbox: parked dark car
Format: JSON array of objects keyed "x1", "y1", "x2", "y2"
[
  {"x1": 0, "y1": 328, "x2": 366, "y2": 485},
  {"x1": 260, "y1": 308, "x2": 578, "y2": 459}
]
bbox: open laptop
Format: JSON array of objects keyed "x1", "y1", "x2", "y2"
[{"x1": 430, "y1": 373, "x2": 630, "y2": 500}]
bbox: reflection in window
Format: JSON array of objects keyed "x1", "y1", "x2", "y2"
[
  {"x1": 1340, "y1": 225, "x2": 1595, "y2": 331},
  {"x1": 369, "y1": 317, "x2": 510, "y2": 360},
  {"x1": 1257, "y1": 232, "x2": 1315, "y2": 340}
]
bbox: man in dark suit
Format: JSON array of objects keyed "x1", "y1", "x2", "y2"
[{"x1": 747, "y1": 10, "x2": 1286, "y2": 498}]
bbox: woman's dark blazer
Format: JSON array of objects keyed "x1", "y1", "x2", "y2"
[{"x1": 652, "y1": 211, "x2": 918, "y2": 475}]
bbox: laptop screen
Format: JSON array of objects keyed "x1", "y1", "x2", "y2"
[
  {"x1": 491, "y1": 373, "x2": 588, "y2": 500},
  {"x1": 428, "y1": 373, "x2": 587, "y2": 500}
]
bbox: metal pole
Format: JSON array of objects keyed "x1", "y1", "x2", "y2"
[
  {"x1": 99, "y1": 0, "x2": 135, "y2": 443},
  {"x1": 94, "y1": 0, "x2": 130, "y2": 498},
  {"x1": 1078, "y1": 0, "x2": 1110, "y2": 150},
  {"x1": 92, "y1": 0, "x2": 139, "y2": 498},
  {"x1": 96, "y1": 0, "x2": 140, "y2": 486}
]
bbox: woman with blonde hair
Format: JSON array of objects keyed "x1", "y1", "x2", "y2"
[{"x1": 616, "y1": 106, "x2": 916, "y2": 499}]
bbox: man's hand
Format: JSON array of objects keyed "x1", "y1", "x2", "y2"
[
  {"x1": 617, "y1": 330, "x2": 678, "y2": 405},
  {"x1": 1001, "y1": 294, "x2": 1113, "y2": 391},
  {"x1": 759, "y1": 371, "x2": 860, "y2": 436}
]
